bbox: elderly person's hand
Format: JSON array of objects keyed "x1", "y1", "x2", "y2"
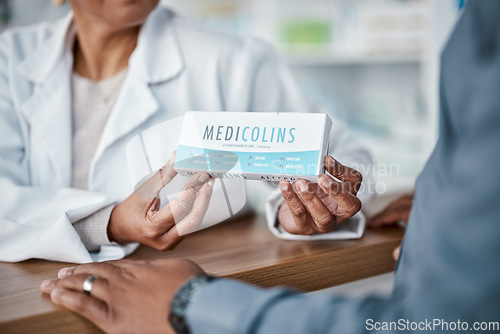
[
  {"x1": 40, "y1": 259, "x2": 203, "y2": 334},
  {"x1": 108, "y1": 153, "x2": 214, "y2": 251},
  {"x1": 278, "y1": 155, "x2": 363, "y2": 235}
]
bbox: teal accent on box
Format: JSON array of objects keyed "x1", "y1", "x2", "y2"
[{"x1": 175, "y1": 145, "x2": 320, "y2": 176}]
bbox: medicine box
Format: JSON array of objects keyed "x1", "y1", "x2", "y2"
[{"x1": 174, "y1": 111, "x2": 331, "y2": 182}]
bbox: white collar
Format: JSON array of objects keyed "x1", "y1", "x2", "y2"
[{"x1": 17, "y1": 5, "x2": 184, "y2": 85}]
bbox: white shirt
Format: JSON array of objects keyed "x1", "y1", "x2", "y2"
[{"x1": 71, "y1": 69, "x2": 128, "y2": 251}]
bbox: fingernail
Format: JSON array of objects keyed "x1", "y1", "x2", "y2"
[
  {"x1": 41, "y1": 279, "x2": 55, "y2": 292},
  {"x1": 58, "y1": 267, "x2": 70, "y2": 278},
  {"x1": 297, "y1": 181, "x2": 308, "y2": 192},
  {"x1": 208, "y1": 178, "x2": 215, "y2": 187},
  {"x1": 279, "y1": 181, "x2": 289, "y2": 192},
  {"x1": 319, "y1": 175, "x2": 332, "y2": 188},
  {"x1": 199, "y1": 173, "x2": 209, "y2": 183}
]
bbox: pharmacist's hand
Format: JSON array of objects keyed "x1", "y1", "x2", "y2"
[
  {"x1": 40, "y1": 258, "x2": 204, "y2": 334},
  {"x1": 108, "y1": 153, "x2": 215, "y2": 251},
  {"x1": 278, "y1": 155, "x2": 362, "y2": 235}
]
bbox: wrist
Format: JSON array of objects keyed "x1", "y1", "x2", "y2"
[
  {"x1": 108, "y1": 203, "x2": 131, "y2": 244},
  {"x1": 169, "y1": 275, "x2": 215, "y2": 334}
]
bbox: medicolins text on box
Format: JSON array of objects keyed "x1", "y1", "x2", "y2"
[{"x1": 174, "y1": 111, "x2": 331, "y2": 182}]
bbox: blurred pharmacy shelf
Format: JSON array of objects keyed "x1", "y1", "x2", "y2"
[
  {"x1": 285, "y1": 52, "x2": 422, "y2": 66},
  {"x1": 1, "y1": 0, "x2": 460, "y2": 192},
  {"x1": 0, "y1": 0, "x2": 69, "y2": 32}
]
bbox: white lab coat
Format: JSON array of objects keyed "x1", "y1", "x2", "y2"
[{"x1": 0, "y1": 5, "x2": 374, "y2": 263}]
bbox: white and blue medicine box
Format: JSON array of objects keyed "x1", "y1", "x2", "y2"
[{"x1": 174, "y1": 111, "x2": 332, "y2": 182}]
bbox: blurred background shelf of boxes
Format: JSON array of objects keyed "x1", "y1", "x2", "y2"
[{"x1": 0, "y1": 0, "x2": 460, "y2": 199}]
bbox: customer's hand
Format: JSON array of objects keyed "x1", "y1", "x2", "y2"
[
  {"x1": 368, "y1": 193, "x2": 414, "y2": 227},
  {"x1": 108, "y1": 153, "x2": 215, "y2": 251},
  {"x1": 368, "y1": 193, "x2": 414, "y2": 261},
  {"x1": 40, "y1": 259, "x2": 203, "y2": 334},
  {"x1": 278, "y1": 155, "x2": 363, "y2": 235}
]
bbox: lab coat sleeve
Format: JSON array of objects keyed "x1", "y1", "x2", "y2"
[
  {"x1": 0, "y1": 37, "x2": 137, "y2": 263},
  {"x1": 73, "y1": 204, "x2": 117, "y2": 253},
  {"x1": 230, "y1": 38, "x2": 375, "y2": 239},
  {"x1": 0, "y1": 178, "x2": 138, "y2": 263}
]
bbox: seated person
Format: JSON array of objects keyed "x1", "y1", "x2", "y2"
[
  {"x1": 40, "y1": 0, "x2": 500, "y2": 333},
  {"x1": 0, "y1": 0, "x2": 374, "y2": 263}
]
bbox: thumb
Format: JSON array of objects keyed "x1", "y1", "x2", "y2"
[{"x1": 134, "y1": 151, "x2": 177, "y2": 200}]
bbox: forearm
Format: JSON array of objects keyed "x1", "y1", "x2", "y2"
[{"x1": 185, "y1": 279, "x2": 391, "y2": 334}]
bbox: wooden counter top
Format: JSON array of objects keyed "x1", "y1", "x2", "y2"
[{"x1": 0, "y1": 214, "x2": 403, "y2": 333}]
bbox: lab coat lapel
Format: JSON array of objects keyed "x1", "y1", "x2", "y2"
[
  {"x1": 91, "y1": 73, "x2": 159, "y2": 163},
  {"x1": 16, "y1": 7, "x2": 184, "y2": 186},
  {"x1": 91, "y1": 7, "x2": 184, "y2": 166},
  {"x1": 17, "y1": 14, "x2": 75, "y2": 186}
]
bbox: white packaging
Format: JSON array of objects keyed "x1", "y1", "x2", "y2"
[{"x1": 174, "y1": 111, "x2": 332, "y2": 182}]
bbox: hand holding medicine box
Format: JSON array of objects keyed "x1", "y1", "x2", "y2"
[{"x1": 174, "y1": 111, "x2": 332, "y2": 182}]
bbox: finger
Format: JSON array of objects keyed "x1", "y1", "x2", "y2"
[
  {"x1": 369, "y1": 210, "x2": 408, "y2": 227},
  {"x1": 154, "y1": 230, "x2": 185, "y2": 251},
  {"x1": 50, "y1": 288, "x2": 108, "y2": 330},
  {"x1": 58, "y1": 267, "x2": 76, "y2": 278},
  {"x1": 156, "y1": 172, "x2": 211, "y2": 225},
  {"x1": 318, "y1": 174, "x2": 362, "y2": 218},
  {"x1": 393, "y1": 245, "x2": 401, "y2": 261},
  {"x1": 41, "y1": 274, "x2": 110, "y2": 302},
  {"x1": 279, "y1": 180, "x2": 314, "y2": 232},
  {"x1": 61, "y1": 262, "x2": 122, "y2": 281},
  {"x1": 175, "y1": 178, "x2": 215, "y2": 235},
  {"x1": 324, "y1": 156, "x2": 363, "y2": 195},
  {"x1": 295, "y1": 180, "x2": 335, "y2": 233},
  {"x1": 151, "y1": 197, "x2": 161, "y2": 211},
  {"x1": 103, "y1": 258, "x2": 136, "y2": 269},
  {"x1": 58, "y1": 263, "x2": 124, "y2": 279},
  {"x1": 135, "y1": 151, "x2": 178, "y2": 200},
  {"x1": 368, "y1": 196, "x2": 413, "y2": 227}
]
